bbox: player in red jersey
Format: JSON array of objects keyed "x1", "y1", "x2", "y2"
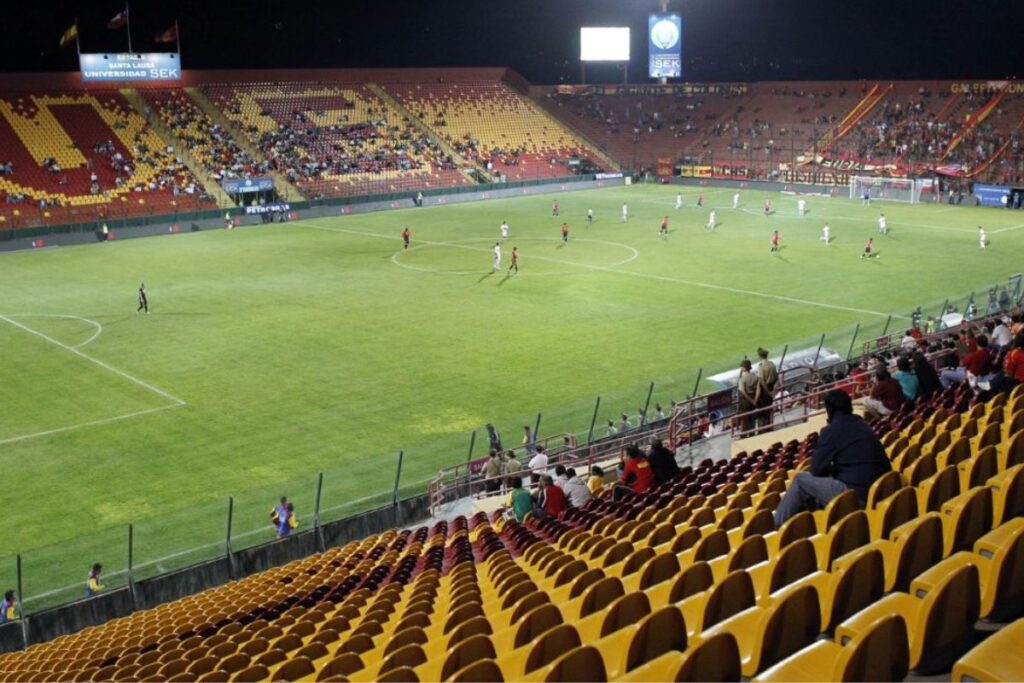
[
  {"x1": 561, "y1": 222, "x2": 569, "y2": 243},
  {"x1": 770, "y1": 229, "x2": 780, "y2": 254},
  {"x1": 402, "y1": 227, "x2": 411, "y2": 249},
  {"x1": 861, "y1": 237, "x2": 875, "y2": 259},
  {"x1": 660, "y1": 216, "x2": 669, "y2": 239},
  {"x1": 508, "y1": 247, "x2": 519, "y2": 273},
  {"x1": 697, "y1": 193, "x2": 704, "y2": 207}
]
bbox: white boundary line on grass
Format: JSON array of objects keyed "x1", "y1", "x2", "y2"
[
  {"x1": 3, "y1": 313, "x2": 104, "y2": 349},
  {"x1": 0, "y1": 314, "x2": 186, "y2": 446},
  {"x1": 291, "y1": 221, "x2": 905, "y2": 319}
]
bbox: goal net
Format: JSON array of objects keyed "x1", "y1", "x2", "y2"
[{"x1": 849, "y1": 176, "x2": 921, "y2": 204}]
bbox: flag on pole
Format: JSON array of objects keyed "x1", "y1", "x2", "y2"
[
  {"x1": 107, "y1": 9, "x2": 129, "y2": 29},
  {"x1": 154, "y1": 23, "x2": 177, "y2": 44},
  {"x1": 59, "y1": 23, "x2": 78, "y2": 48}
]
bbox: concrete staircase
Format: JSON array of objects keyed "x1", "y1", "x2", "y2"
[
  {"x1": 366, "y1": 83, "x2": 491, "y2": 184},
  {"x1": 120, "y1": 88, "x2": 235, "y2": 209},
  {"x1": 184, "y1": 87, "x2": 307, "y2": 201}
]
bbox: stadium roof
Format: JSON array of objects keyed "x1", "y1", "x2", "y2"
[{"x1": 2, "y1": 0, "x2": 1022, "y2": 83}]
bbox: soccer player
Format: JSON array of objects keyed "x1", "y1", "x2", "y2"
[
  {"x1": 697, "y1": 193, "x2": 704, "y2": 207},
  {"x1": 137, "y1": 283, "x2": 148, "y2": 313},
  {"x1": 770, "y1": 230, "x2": 780, "y2": 254},
  {"x1": 763, "y1": 200, "x2": 772, "y2": 216},
  {"x1": 878, "y1": 213, "x2": 887, "y2": 235},
  {"x1": 733, "y1": 192, "x2": 740, "y2": 209},
  {"x1": 798, "y1": 198, "x2": 806, "y2": 216},
  {"x1": 862, "y1": 189, "x2": 871, "y2": 205},
  {"x1": 586, "y1": 208, "x2": 593, "y2": 225},
  {"x1": 660, "y1": 215, "x2": 669, "y2": 239},
  {"x1": 821, "y1": 223, "x2": 831, "y2": 246},
  {"x1": 508, "y1": 247, "x2": 519, "y2": 273},
  {"x1": 675, "y1": 193, "x2": 682, "y2": 209},
  {"x1": 861, "y1": 237, "x2": 874, "y2": 259},
  {"x1": 500, "y1": 220, "x2": 509, "y2": 241},
  {"x1": 224, "y1": 211, "x2": 233, "y2": 230},
  {"x1": 402, "y1": 227, "x2": 411, "y2": 249},
  {"x1": 552, "y1": 199, "x2": 559, "y2": 217},
  {"x1": 561, "y1": 222, "x2": 569, "y2": 243},
  {"x1": 707, "y1": 210, "x2": 716, "y2": 231},
  {"x1": 493, "y1": 242, "x2": 502, "y2": 270},
  {"x1": 621, "y1": 202, "x2": 629, "y2": 222},
  {"x1": 979, "y1": 226, "x2": 987, "y2": 249}
]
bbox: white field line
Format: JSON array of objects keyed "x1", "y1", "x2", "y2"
[
  {"x1": 291, "y1": 221, "x2": 904, "y2": 319},
  {"x1": 991, "y1": 223, "x2": 1024, "y2": 234},
  {"x1": 3, "y1": 313, "x2": 104, "y2": 349},
  {"x1": 0, "y1": 315, "x2": 186, "y2": 407},
  {"x1": 0, "y1": 404, "x2": 184, "y2": 447}
]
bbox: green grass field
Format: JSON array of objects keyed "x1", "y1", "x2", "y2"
[{"x1": 2, "y1": 183, "x2": 1021, "y2": 609}]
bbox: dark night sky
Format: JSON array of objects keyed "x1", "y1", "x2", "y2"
[{"x1": 2, "y1": 0, "x2": 1022, "y2": 84}]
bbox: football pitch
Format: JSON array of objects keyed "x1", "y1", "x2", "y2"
[{"x1": 2, "y1": 183, "x2": 1021, "y2": 609}]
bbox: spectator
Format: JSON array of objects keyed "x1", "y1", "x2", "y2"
[
  {"x1": 774, "y1": 390, "x2": 891, "y2": 527},
  {"x1": 537, "y1": 475, "x2": 569, "y2": 517},
  {"x1": 553, "y1": 464, "x2": 568, "y2": 489},
  {"x1": 992, "y1": 317, "x2": 1013, "y2": 349},
  {"x1": 277, "y1": 503, "x2": 297, "y2": 538},
  {"x1": 940, "y1": 335, "x2": 992, "y2": 388},
  {"x1": 647, "y1": 438, "x2": 680, "y2": 484},
  {"x1": 606, "y1": 420, "x2": 619, "y2": 437},
  {"x1": 0, "y1": 591, "x2": 15, "y2": 623},
  {"x1": 504, "y1": 476, "x2": 534, "y2": 523},
  {"x1": 587, "y1": 465, "x2": 605, "y2": 496},
  {"x1": 736, "y1": 358, "x2": 758, "y2": 433},
  {"x1": 618, "y1": 413, "x2": 632, "y2": 433},
  {"x1": 1002, "y1": 332, "x2": 1024, "y2": 391},
  {"x1": 86, "y1": 564, "x2": 105, "y2": 597},
  {"x1": 892, "y1": 356, "x2": 920, "y2": 401},
  {"x1": 862, "y1": 368, "x2": 904, "y2": 421},
  {"x1": 755, "y1": 348, "x2": 779, "y2": 432},
  {"x1": 482, "y1": 449, "x2": 502, "y2": 492},
  {"x1": 654, "y1": 403, "x2": 667, "y2": 421},
  {"x1": 501, "y1": 450, "x2": 520, "y2": 488},
  {"x1": 912, "y1": 351, "x2": 941, "y2": 399},
  {"x1": 527, "y1": 445, "x2": 548, "y2": 483},
  {"x1": 270, "y1": 496, "x2": 288, "y2": 527},
  {"x1": 562, "y1": 467, "x2": 592, "y2": 507},
  {"x1": 613, "y1": 446, "x2": 655, "y2": 501}
]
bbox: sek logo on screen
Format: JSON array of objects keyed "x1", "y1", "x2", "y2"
[
  {"x1": 650, "y1": 56, "x2": 681, "y2": 78},
  {"x1": 650, "y1": 19, "x2": 680, "y2": 50}
]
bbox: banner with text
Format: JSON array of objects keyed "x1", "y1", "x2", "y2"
[
  {"x1": 223, "y1": 176, "x2": 275, "y2": 194},
  {"x1": 648, "y1": 13, "x2": 682, "y2": 79},
  {"x1": 80, "y1": 53, "x2": 181, "y2": 81}
]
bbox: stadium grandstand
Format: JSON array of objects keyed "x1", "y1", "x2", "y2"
[{"x1": 2, "y1": 1, "x2": 1024, "y2": 681}]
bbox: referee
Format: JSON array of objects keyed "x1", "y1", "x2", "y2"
[{"x1": 137, "y1": 283, "x2": 149, "y2": 313}]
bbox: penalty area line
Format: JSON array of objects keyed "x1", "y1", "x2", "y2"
[
  {"x1": 0, "y1": 404, "x2": 185, "y2": 447},
  {"x1": 291, "y1": 221, "x2": 904, "y2": 320}
]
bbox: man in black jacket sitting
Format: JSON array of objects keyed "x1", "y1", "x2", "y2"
[
  {"x1": 773, "y1": 389, "x2": 891, "y2": 528},
  {"x1": 647, "y1": 438, "x2": 680, "y2": 484}
]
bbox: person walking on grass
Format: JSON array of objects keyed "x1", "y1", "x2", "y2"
[{"x1": 137, "y1": 283, "x2": 148, "y2": 313}]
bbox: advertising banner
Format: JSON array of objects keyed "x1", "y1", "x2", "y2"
[
  {"x1": 972, "y1": 184, "x2": 1010, "y2": 207},
  {"x1": 80, "y1": 53, "x2": 181, "y2": 81},
  {"x1": 244, "y1": 202, "x2": 291, "y2": 215},
  {"x1": 223, "y1": 177, "x2": 275, "y2": 194},
  {"x1": 648, "y1": 14, "x2": 682, "y2": 78}
]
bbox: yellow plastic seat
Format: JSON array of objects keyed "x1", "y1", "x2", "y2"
[
  {"x1": 812, "y1": 489, "x2": 860, "y2": 533},
  {"x1": 941, "y1": 486, "x2": 994, "y2": 556},
  {"x1": 958, "y1": 445, "x2": 999, "y2": 491},
  {"x1": 836, "y1": 559, "x2": 980, "y2": 674},
  {"x1": 952, "y1": 618, "x2": 1024, "y2": 683},
  {"x1": 866, "y1": 471, "x2": 903, "y2": 509},
  {"x1": 988, "y1": 464, "x2": 1024, "y2": 527},
  {"x1": 917, "y1": 465, "x2": 961, "y2": 513},
  {"x1": 619, "y1": 632, "x2": 741, "y2": 682},
  {"x1": 809, "y1": 510, "x2": 870, "y2": 571},
  {"x1": 868, "y1": 486, "x2": 918, "y2": 540},
  {"x1": 941, "y1": 517, "x2": 1024, "y2": 621},
  {"x1": 603, "y1": 606, "x2": 688, "y2": 679},
  {"x1": 747, "y1": 538, "x2": 817, "y2": 600},
  {"x1": 529, "y1": 645, "x2": 606, "y2": 682},
  {"x1": 753, "y1": 614, "x2": 909, "y2": 682}
]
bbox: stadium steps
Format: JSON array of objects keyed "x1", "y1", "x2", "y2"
[
  {"x1": 526, "y1": 95, "x2": 623, "y2": 173},
  {"x1": 119, "y1": 88, "x2": 235, "y2": 209},
  {"x1": 812, "y1": 82, "x2": 892, "y2": 155},
  {"x1": 365, "y1": 82, "x2": 492, "y2": 184},
  {"x1": 184, "y1": 87, "x2": 308, "y2": 202}
]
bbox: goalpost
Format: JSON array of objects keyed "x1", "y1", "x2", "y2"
[{"x1": 849, "y1": 176, "x2": 922, "y2": 204}]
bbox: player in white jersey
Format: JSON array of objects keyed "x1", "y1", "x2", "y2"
[
  {"x1": 733, "y1": 192, "x2": 740, "y2": 209},
  {"x1": 821, "y1": 223, "x2": 830, "y2": 246},
  {"x1": 500, "y1": 221, "x2": 509, "y2": 241},
  {"x1": 675, "y1": 193, "x2": 682, "y2": 209},
  {"x1": 493, "y1": 242, "x2": 502, "y2": 269},
  {"x1": 586, "y1": 208, "x2": 593, "y2": 225},
  {"x1": 621, "y1": 203, "x2": 629, "y2": 222},
  {"x1": 878, "y1": 214, "x2": 887, "y2": 235},
  {"x1": 707, "y1": 211, "x2": 717, "y2": 231},
  {"x1": 979, "y1": 227, "x2": 987, "y2": 249},
  {"x1": 797, "y1": 198, "x2": 806, "y2": 216}
]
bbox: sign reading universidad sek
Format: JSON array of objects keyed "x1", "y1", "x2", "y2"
[
  {"x1": 648, "y1": 13, "x2": 682, "y2": 79},
  {"x1": 80, "y1": 53, "x2": 181, "y2": 81}
]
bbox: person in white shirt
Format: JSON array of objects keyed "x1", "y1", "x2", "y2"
[
  {"x1": 675, "y1": 193, "x2": 683, "y2": 209},
  {"x1": 732, "y1": 192, "x2": 740, "y2": 209},
  {"x1": 798, "y1": 198, "x2": 806, "y2": 216},
  {"x1": 553, "y1": 465, "x2": 569, "y2": 489},
  {"x1": 708, "y1": 210, "x2": 717, "y2": 230},
  {"x1": 878, "y1": 214, "x2": 887, "y2": 235},
  {"x1": 527, "y1": 448, "x2": 548, "y2": 478},
  {"x1": 561, "y1": 467, "x2": 593, "y2": 507},
  {"x1": 992, "y1": 318, "x2": 1013, "y2": 348},
  {"x1": 493, "y1": 242, "x2": 502, "y2": 269},
  {"x1": 500, "y1": 221, "x2": 509, "y2": 240},
  {"x1": 586, "y1": 208, "x2": 593, "y2": 225},
  {"x1": 621, "y1": 203, "x2": 629, "y2": 222},
  {"x1": 821, "y1": 223, "x2": 830, "y2": 245},
  {"x1": 979, "y1": 226, "x2": 987, "y2": 249}
]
